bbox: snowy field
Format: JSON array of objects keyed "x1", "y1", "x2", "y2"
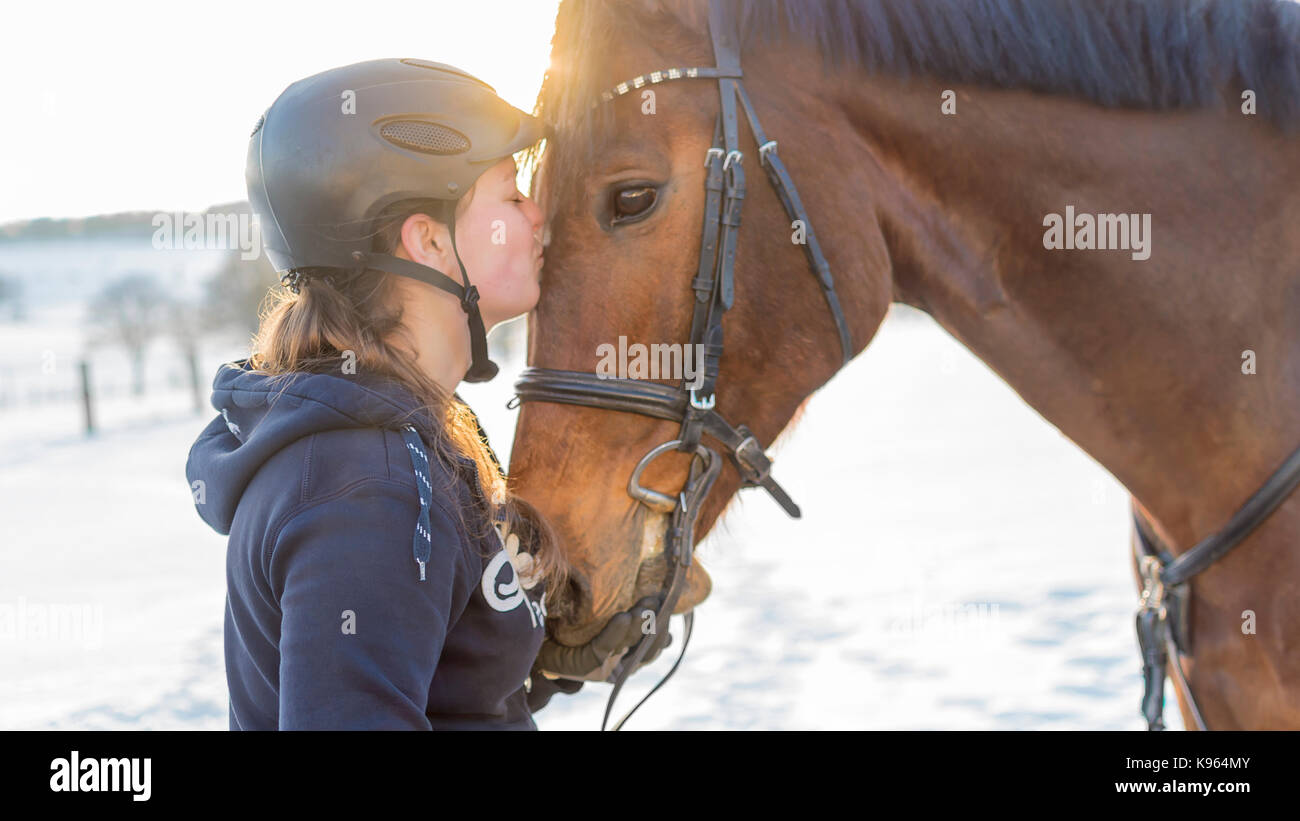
[{"x1": 0, "y1": 306, "x2": 1175, "y2": 730}]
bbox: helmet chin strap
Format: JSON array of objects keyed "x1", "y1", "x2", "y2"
[
  {"x1": 360, "y1": 208, "x2": 498, "y2": 384},
  {"x1": 447, "y1": 208, "x2": 499, "y2": 383}
]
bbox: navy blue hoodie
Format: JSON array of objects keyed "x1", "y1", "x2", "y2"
[{"x1": 185, "y1": 359, "x2": 546, "y2": 730}]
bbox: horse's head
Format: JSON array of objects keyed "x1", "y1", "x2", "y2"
[{"x1": 510, "y1": 0, "x2": 893, "y2": 647}]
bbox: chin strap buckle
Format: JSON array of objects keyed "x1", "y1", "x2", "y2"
[{"x1": 461, "y1": 284, "x2": 480, "y2": 312}]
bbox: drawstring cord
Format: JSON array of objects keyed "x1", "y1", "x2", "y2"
[{"x1": 400, "y1": 424, "x2": 434, "y2": 581}]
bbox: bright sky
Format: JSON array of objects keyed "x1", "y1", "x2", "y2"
[{"x1": 0, "y1": 0, "x2": 561, "y2": 224}]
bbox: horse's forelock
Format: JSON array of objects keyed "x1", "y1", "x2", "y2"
[{"x1": 526, "y1": 0, "x2": 720, "y2": 218}]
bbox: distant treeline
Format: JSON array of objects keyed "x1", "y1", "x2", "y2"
[{"x1": 0, "y1": 201, "x2": 250, "y2": 242}]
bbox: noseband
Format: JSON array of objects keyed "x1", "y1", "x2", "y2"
[{"x1": 511, "y1": 0, "x2": 853, "y2": 730}]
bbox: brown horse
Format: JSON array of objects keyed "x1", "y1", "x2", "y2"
[{"x1": 509, "y1": 0, "x2": 1300, "y2": 728}]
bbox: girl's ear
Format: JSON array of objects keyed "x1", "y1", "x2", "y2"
[{"x1": 398, "y1": 212, "x2": 455, "y2": 273}]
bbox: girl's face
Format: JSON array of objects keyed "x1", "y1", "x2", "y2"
[{"x1": 448, "y1": 156, "x2": 544, "y2": 329}]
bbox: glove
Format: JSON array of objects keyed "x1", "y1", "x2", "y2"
[
  {"x1": 524, "y1": 667, "x2": 584, "y2": 713},
  {"x1": 536, "y1": 595, "x2": 674, "y2": 681},
  {"x1": 524, "y1": 596, "x2": 674, "y2": 713}
]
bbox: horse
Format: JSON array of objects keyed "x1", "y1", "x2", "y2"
[{"x1": 507, "y1": 0, "x2": 1300, "y2": 729}]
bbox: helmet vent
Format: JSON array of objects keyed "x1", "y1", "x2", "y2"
[{"x1": 380, "y1": 120, "x2": 471, "y2": 155}]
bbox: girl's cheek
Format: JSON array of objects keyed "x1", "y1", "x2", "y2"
[{"x1": 514, "y1": 214, "x2": 534, "y2": 256}]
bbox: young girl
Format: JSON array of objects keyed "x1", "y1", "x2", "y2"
[{"x1": 186, "y1": 58, "x2": 664, "y2": 730}]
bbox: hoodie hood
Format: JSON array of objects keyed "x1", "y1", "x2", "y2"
[{"x1": 186, "y1": 358, "x2": 440, "y2": 535}]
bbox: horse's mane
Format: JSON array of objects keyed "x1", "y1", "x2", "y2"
[{"x1": 525, "y1": 0, "x2": 1299, "y2": 198}]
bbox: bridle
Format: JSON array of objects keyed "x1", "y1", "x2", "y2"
[
  {"x1": 1131, "y1": 445, "x2": 1300, "y2": 730},
  {"x1": 510, "y1": 0, "x2": 1300, "y2": 732},
  {"x1": 510, "y1": 0, "x2": 854, "y2": 730}
]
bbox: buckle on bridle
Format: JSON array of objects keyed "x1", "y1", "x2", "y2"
[
  {"x1": 461, "y1": 284, "x2": 480, "y2": 312},
  {"x1": 1138, "y1": 555, "x2": 1166, "y2": 614},
  {"x1": 689, "y1": 388, "x2": 715, "y2": 410},
  {"x1": 732, "y1": 430, "x2": 772, "y2": 486}
]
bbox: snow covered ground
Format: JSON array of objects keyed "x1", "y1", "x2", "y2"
[{"x1": 0, "y1": 306, "x2": 1176, "y2": 730}]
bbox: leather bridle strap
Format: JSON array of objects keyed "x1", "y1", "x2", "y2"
[
  {"x1": 685, "y1": 114, "x2": 726, "y2": 414},
  {"x1": 603, "y1": 439, "x2": 720, "y2": 731},
  {"x1": 678, "y1": 113, "x2": 732, "y2": 453},
  {"x1": 733, "y1": 82, "x2": 854, "y2": 363},
  {"x1": 1132, "y1": 441, "x2": 1300, "y2": 730},
  {"x1": 1159, "y1": 445, "x2": 1300, "y2": 587},
  {"x1": 511, "y1": 368, "x2": 800, "y2": 517}
]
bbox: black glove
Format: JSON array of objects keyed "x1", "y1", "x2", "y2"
[
  {"x1": 524, "y1": 596, "x2": 674, "y2": 713},
  {"x1": 524, "y1": 667, "x2": 584, "y2": 713}
]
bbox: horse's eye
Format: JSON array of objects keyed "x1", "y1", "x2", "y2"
[{"x1": 611, "y1": 185, "x2": 657, "y2": 224}]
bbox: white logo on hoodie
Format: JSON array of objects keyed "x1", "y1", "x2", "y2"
[
  {"x1": 481, "y1": 522, "x2": 545, "y2": 628},
  {"x1": 221, "y1": 407, "x2": 241, "y2": 437}
]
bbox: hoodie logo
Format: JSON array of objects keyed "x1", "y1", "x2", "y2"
[
  {"x1": 220, "y1": 407, "x2": 242, "y2": 437},
  {"x1": 481, "y1": 549, "x2": 545, "y2": 629}
]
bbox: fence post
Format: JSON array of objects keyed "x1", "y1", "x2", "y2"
[{"x1": 79, "y1": 358, "x2": 95, "y2": 436}]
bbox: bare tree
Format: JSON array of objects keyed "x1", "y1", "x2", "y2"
[
  {"x1": 201, "y1": 248, "x2": 277, "y2": 338},
  {"x1": 165, "y1": 297, "x2": 207, "y2": 413},
  {"x1": 85, "y1": 272, "x2": 169, "y2": 396}
]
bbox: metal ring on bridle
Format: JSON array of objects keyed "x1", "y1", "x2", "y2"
[{"x1": 627, "y1": 439, "x2": 718, "y2": 514}]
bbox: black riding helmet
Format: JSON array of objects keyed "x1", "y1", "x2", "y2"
[{"x1": 245, "y1": 57, "x2": 547, "y2": 382}]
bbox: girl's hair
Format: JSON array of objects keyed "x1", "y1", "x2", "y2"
[{"x1": 245, "y1": 192, "x2": 568, "y2": 596}]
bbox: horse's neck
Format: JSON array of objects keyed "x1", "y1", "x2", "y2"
[{"x1": 845, "y1": 73, "x2": 1300, "y2": 549}]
